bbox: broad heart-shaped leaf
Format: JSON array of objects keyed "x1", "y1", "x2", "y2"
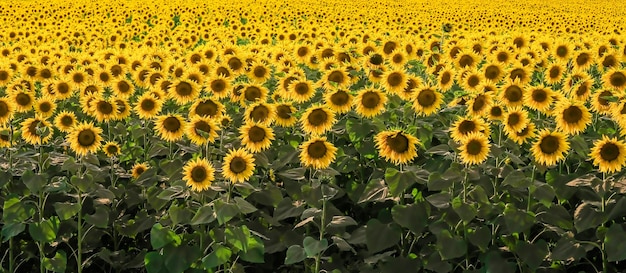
[
  {"x1": 503, "y1": 204, "x2": 534, "y2": 234},
  {"x1": 29, "y1": 217, "x2": 60, "y2": 243},
  {"x1": 168, "y1": 203, "x2": 192, "y2": 226},
  {"x1": 385, "y1": 168, "x2": 417, "y2": 197},
  {"x1": 467, "y1": 226, "x2": 491, "y2": 252},
  {"x1": 163, "y1": 245, "x2": 202, "y2": 273},
  {"x1": 452, "y1": 197, "x2": 477, "y2": 223},
  {"x1": 225, "y1": 225, "x2": 250, "y2": 253},
  {"x1": 2, "y1": 195, "x2": 35, "y2": 223},
  {"x1": 202, "y1": 245, "x2": 232, "y2": 269},
  {"x1": 574, "y1": 202, "x2": 606, "y2": 232},
  {"x1": 42, "y1": 250, "x2": 67, "y2": 273},
  {"x1": 1, "y1": 223, "x2": 25, "y2": 242},
  {"x1": 436, "y1": 229, "x2": 467, "y2": 260},
  {"x1": 515, "y1": 240, "x2": 548, "y2": 271},
  {"x1": 53, "y1": 202, "x2": 80, "y2": 221},
  {"x1": 239, "y1": 233, "x2": 265, "y2": 263},
  {"x1": 303, "y1": 236, "x2": 328, "y2": 258},
  {"x1": 145, "y1": 251, "x2": 168, "y2": 273},
  {"x1": 84, "y1": 206, "x2": 110, "y2": 228},
  {"x1": 284, "y1": 245, "x2": 306, "y2": 265},
  {"x1": 234, "y1": 197, "x2": 258, "y2": 214},
  {"x1": 537, "y1": 205, "x2": 574, "y2": 231},
  {"x1": 150, "y1": 223, "x2": 181, "y2": 249},
  {"x1": 391, "y1": 202, "x2": 429, "y2": 234},
  {"x1": 215, "y1": 200, "x2": 240, "y2": 225},
  {"x1": 190, "y1": 204, "x2": 216, "y2": 225},
  {"x1": 501, "y1": 170, "x2": 531, "y2": 188},
  {"x1": 70, "y1": 173, "x2": 96, "y2": 192},
  {"x1": 551, "y1": 237, "x2": 586, "y2": 262},
  {"x1": 22, "y1": 170, "x2": 47, "y2": 194},
  {"x1": 605, "y1": 224, "x2": 626, "y2": 262},
  {"x1": 366, "y1": 219, "x2": 401, "y2": 254}
]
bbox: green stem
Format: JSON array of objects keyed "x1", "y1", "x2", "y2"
[
  {"x1": 9, "y1": 237, "x2": 14, "y2": 273},
  {"x1": 77, "y1": 189, "x2": 83, "y2": 273},
  {"x1": 601, "y1": 172, "x2": 607, "y2": 273},
  {"x1": 527, "y1": 165, "x2": 536, "y2": 212},
  {"x1": 315, "y1": 197, "x2": 327, "y2": 273},
  {"x1": 39, "y1": 192, "x2": 45, "y2": 273}
]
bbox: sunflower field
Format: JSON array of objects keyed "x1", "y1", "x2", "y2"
[{"x1": 2, "y1": 0, "x2": 626, "y2": 272}]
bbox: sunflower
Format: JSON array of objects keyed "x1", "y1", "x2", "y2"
[
  {"x1": 134, "y1": 93, "x2": 163, "y2": 120},
  {"x1": 68, "y1": 68, "x2": 89, "y2": 89},
  {"x1": 437, "y1": 67, "x2": 455, "y2": 92},
  {"x1": 169, "y1": 79, "x2": 200, "y2": 105},
  {"x1": 131, "y1": 163, "x2": 149, "y2": 179},
  {"x1": 544, "y1": 61, "x2": 566, "y2": 85},
  {"x1": 154, "y1": 114, "x2": 187, "y2": 142},
  {"x1": 354, "y1": 87, "x2": 387, "y2": 118},
  {"x1": 321, "y1": 68, "x2": 350, "y2": 89},
  {"x1": 240, "y1": 122, "x2": 274, "y2": 153},
  {"x1": 503, "y1": 107, "x2": 529, "y2": 135},
  {"x1": 103, "y1": 141, "x2": 121, "y2": 157},
  {"x1": 460, "y1": 70, "x2": 484, "y2": 93},
  {"x1": 53, "y1": 110, "x2": 77, "y2": 132},
  {"x1": 412, "y1": 85, "x2": 443, "y2": 116},
  {"x1": 113, "y1": 98, "x2": 131, "y2": 120},
  {"x1": 455, "y1": 51, "x2": 480, "y2": 69},
  {"x1": 602, "y1": 68, "x2": 626, "y2": 91},
  {"x1": 190, "y1": 98, "x2": 224, "y2": 119},
  {"x1": 590, "y1": 89, "x2": 614, "y2": 115},
  {"x1": 91, "y1": 97, "x2": 118, "y2": 122},
  {"x1": 48, "y1": 78, "x2": 73, "y2": 101},
  {"x1": 553, "y1": 100, "x2": 592, "y2": 135},
  {"x1": 300, "y1": 105, "x2": 336, "y2": 135},
  {"x1": 0, "y1": 66, "x2": 12, "y2": 85},
  {"x1": 374, "y1": 130, "x2": 419, "y2": 165},
  {"x1": 247, "y1": 61, "x2": 271, "y2": 83},
  {"x1": 207, "y1": 76, "x2": 231, "y2": 99},
  {"x1": 500, "y1": 80, "x2": 525, "y2": 108},
  {"x1": 467, "y1": 92, "x2": 493, "y2": 117},
  {"x1": 491, "y1": 48, "x2": 513, "y2": 65},
  {"x1": 113, "y1": 79, "x2": 134, "y2": 98},
  {"x1": 458, "y1": 132, "x2": 491, "y2": 165},
  {"x1": 507, "y1": 122, "x2": 537, "y2": 145},
  {"x1": 186, "y1": 115, "x2": 219, "y2": 145},
  {"x1": 507, "y1": 66, "x2": 532, "y2": 85},
  {"x1": 0, "y1": 98, "x2": 15, "y2": 125},
  {"x1": 67, "y1": 122, "x2": 103, "y2": 156},
  {"x1": 10, "y1": 89, "x2": 34, "y2": 112},
  {"x1": 33, "y1": 96, "x2": 56, "y2": 118},
  {"x1": 450, "y1": 116, "x2": 489, "y2": 142},
  {"x1": 299, "y1": 137, "x2": 338, "y2": 169},
  {"x1": 0, "y1": 127, "x2": 11, "y2": 147},
  {"x1": 589, "y1": 136, "x2": 626, "y2": 173},
  {"x1": 324, "y1": 89, "x2": 353, "y2": 114},
  {"x1": 222, "y1": 148, "x2": 256, "y2": 183},
  {"x1": 289, "y1": 79, "x2": 316, "y2": 103},
  {"x1": 21, "y1": 116, "x2": 52, "y2": 145},
  {"x1": 524, "y1": 85, "x2": 553, "y2": 113},
  {"x1": 532, "y1": 130, "x2": 570, "y2": 166},
  {"x1": 573, "y1": 51, "x2": 594, "y2": 71},
  {"x1": 241, "y1": 84, "x2": 268, "y2": 104},
  {"x1": 389, "y1": 50, "x2": 408, "y2": 69},
  {"x1": 275, "y1": 103, "x2": 298, "y2": 127},
  {"x1": 382, "y1": 69, "x2": 408, "y2": 94},
  {"x1": 553, "y1": 41, "x2": 573, "y2": 62}
]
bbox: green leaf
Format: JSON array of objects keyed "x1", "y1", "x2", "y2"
[
  {"x1": 163, "y1": 245, "x2": 201, "y2": 273},
  {"x1": 515, "y1": 240, "x2": 548, "y2": 271},
  {"x1": 234, "y1": 197, "x2": 258, "y2": 214},
  {"x1": 70, "y1": 173, "x2": 96, "y2": 192},
  {"x1": 277, "y1": 167, "x2": 306, "y2": 181},
  {"x1": 190, "y1": 204, "x2": 216, "y2": 225},
  {"x1": 452, "y1": 197, "x2": 477, "y2": 223},
  {"x1": 537, "y1": 205, "x2": 574, "y2": 230},
  {"x1": 29, "y1": 217, "x2": 60, "y2": 243},
  {"x1": 427, "y1": 172, "x2": 453, "y2": 191},
  {"x1": 550, "y1": 237, "x2": 586, "y2": 262},
  {"x1": 501, "y1": 170, "x2": 531, "y2": 188},
  {"x1": 84, "y1": 206, "x2": 110, "y2": 228},
  {"x1": 574, "y1": 202, "x2": 606, "y2": 232},
  {"x1": 61, "y1": 157, "x2": 81, "y2": 174},
  {"x1": 391, "y1": 202, "x2": 429, "y2": 234},
  {"x1": 327, "y1": 216, "x2": 358, "y2": 228},
  {"x1": 169, "y1": 204, "x2": 192, "y2": 226},
  {"x1": 22, "y1": 170, "x2": 47, "y2": 194},
  {"x1": 150, "y1": 223, "x2": 181, "y2": 249},
  {"x1": 1, "y1": 223, "x2": 25, "y2": 242},
  {"x1": 225, "y1": 225, "x2": 250, "y2": 253},
  {"x1": 240, "y1": 234, "x2": 265, "y2": 263},
  {"x1": 605, "y1": 224, "x2": 626, "y2": 262},
  {"x1": 303, "y1": 236, "x2": 328, "y2": 258},
  {"x1": 436, "y1": 229, "x2": 466, "y2": 260},
  {"x1": 53, "y1": 202, "x2": 80, "y2": 221},
  {"x1": 2, "y1": 195, "x2": 35, "y2": 223},
  {"x1": 202, "y1": 245, "x2": 232, "y2": 269},
  {"x1": 284, "y1": 245, "x2": 306, "y2": 265},
  {"x1": 145, "y1": 251, "x2": 167, "y2": 273},
  {"x1": 42, "y1": 250, "x2": 67, "y2": 273},
  {"x1": 467, "y1": 226, "x2": 491, "y2": 252},
  {"x1": 503, "y1": 204, "x2": 534, "y2": 234},
  {"x1": 366, "y1": 219, "x2": 401, "y2": 253},
  {"x1": 274, "y1": 198, "x2": 304, "y2": 221},
  {"x1": 215, "y1": 201, "x2": 240, "y2": 225},
  {"x1": 385, "y1": 168, "x2": 417, "y2": 197}
]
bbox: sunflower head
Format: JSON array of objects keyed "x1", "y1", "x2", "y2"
[
  {"x1": 182, "y1": 157, "x2": 215, "y2": 192},
  {"x1": 103, "y1": 141, "x2": 121, "y2": 157},
  {"x1": 223, "y1": 148, "x2": 256, "y2": 183},
  {"x1": 300, "y1": 105, "x2": 336, "y2": 135},
  {"x1": 590, "y1": 136, "x2": 626, "y2": 173},
  {"x1": 355, "y1": 88, "x2": 387, "y2": 118},
  {"x1": 67, "y1": 121, "x2": 103, "y2": 156},
  {"x1": 375, "y1": 130, "x2": 419, "y2": 165},
  {"x1": 532, "y1": 130, "x2": 570, "y2": 166},
  {"x1": 300, "y1": 137, "x2": 338, "y2": 169},
  {"x1": 131, "y1": 163, "x2": 149, "y2": 179},
  {"x1": 458, "y1": 132, "x2": 491, "y2": 165}
]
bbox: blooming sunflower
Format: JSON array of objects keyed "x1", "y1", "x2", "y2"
[
  {"x1": 182, "y1": 157, "x2": 215, "y2": 192},
  {"x1": 113, "y1": 79, "x2": 134, "y2": 98},
  {"x1": 589, "y1": 136, "x2": 626, "y2": 173},
  {"x1": 602, "y1": 68, "x2": 626, "y2": 91},
  {"x1": 289, "y1": 79, "x2": 316, "y2": 103},
  {"x1": 503, "y1": 107, "x2": 529, "y2": 135},
  {"x1": 131, "y1": 163, "x2": 149, "y2": 179},
  {"x1": 450, "y1": 116, "x2": 490, "y2": 142},
  {"x1": 154, "y1": 114, "x2": 187, "y2": 142},
  {"x1": 590, "y1": 89, "x2": 614, "y2": 115},
  {"x1": 354, "y1": 87, "x2": 387, "y2": 118},
  {"x1": 375, "y1": 130, "x2": 419, "y2": 165},
  {"x1": 90, "y1": 97, "x2": 118, "y2": 122},
  {"x1": 169, "y1": 79, "x2": 200, "y2": 105},
  {"x1": 10, "y1": 89, "x2": 34, "y2": 113},
  {"x1": 467, "y1": 92, "x2": 493, "y2": 117},
  {"x1": 300, "y1": 105, "x2": 336, "y2": 135},
  {"x1": 544, "y1": 61, "x2": 566, "y2": 85},
  {"x1": 134, "y1": 93, "x2": 163, "y2": 120},
  {"x1": 239, "y1": 122, "x2": 274, "y2": 153},
  {"x1": 185, "y1": 115, "x2": 219, "y2": 145},
  {"x1": 412, "y1": 85, "x2": 443, "y2": 116},
  {"x1": 207, "y1": 76, "x2": 231, "y2": 99},
  {"x1": 321, "y1": 68, "x2": 350, "y2": 89},
  {"x1": 382, "y1": 69, "x2": 408, "y2": 94},
  {"x1": 299, "y1": 137, "x2": 338, "y2": 169},
  {"x1": 458, "y1": 132, "x2": 491, "y2": 165},
  {"x1": 500, "y1": 80, "x2": 525, "y2": 107},
  {"x1": 553, "y1": 100, "x2": 591, "y2": 135},
  {"x1": 274, "y1": 103, "x2": 298, "y2": 127},
  {"x1": 222, "y1": 148, "x2": 256, "y2": 183},
  {"x1": 0, "y1": 127, "x2": 11, "y2": 147},
  {"x1": 241, "y1": 84, "x2": 268, "y2": 104},
  {"x1": 247, "y1": 61, "x2": 271, "y2": 83},
  {"x1": 482, "y1": 62, "x2": 504, "y2": 82},
  {"x1": 103, "y1": 141, "x2": 121, "y2": 157},
  {"x1": 67, "y1": 122, "x2": 103, "y2": 156},
  {"x1": 190, "y1": 98, "x2": 224, "y2": 120},
  {"x1": 53, "y1": 110, "x2": 77, "y2": 132},
  {"x1": 460, "y1": 70, "x2": 484, "y2": 93},
  {"x1": 34, "y1": 96, "x2": 56, "y2": 118},
  {"x1": 532, "y1": 130, "x2": 570, "y2": 166},
  {"x1": 324, "y1": 89, "x2": 353, "y2": 114},
  {"x1": 507, "y1": 122, "x2": 537, "y2": 145},
  {"x1": 524, "y1": 85, "x2": 553, "y2": 113},
  {"x1": 21, "y1": 115, "x2": 52, "y2": 145},
  {"x1": 244, "y1": 102, "x2": 276, "y2": 125},
  {"x1": 0, "y1": 98, "x2": 15, "y2": 125}
]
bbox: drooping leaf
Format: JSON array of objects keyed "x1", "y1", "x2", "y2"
[
  {"x1": 303, "y1": 236, "x2": 328, "y2": 258},
  {"x1": 366, "y1": 219, "x2": 401, "y2": 253},
  {"x1": 391, "y1": 202, "x2": 429, "y2": 234},
  {"x1": 202, "y1": 245, "x2": 232, "y2": 269},
  {"x1": 150, "y1": 223, "x2": 181, "y2": 249},
  {"x1": 284, "y1": 245, "x2": 306, "y2": 265}
]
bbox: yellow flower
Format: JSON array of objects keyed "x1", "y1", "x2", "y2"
[
  {"x1": 168, "y1": 79, "x2": 200, "y2": 105},
  {"x1": 34, "y1": 96, "x2": 56, "y2": 118},
  {"x1": 222, "y1": 148, "x2": 256, "y2": 183},
  {"x1": 602, "y1": 68, "x2": 626, "y2": 91},
  {"x1": 21, "y1": 116, "x2": 52, "y2": 145},
  {"x1": 382, "y1": 69, "x2": 408, "y2": 94},
  {"x1": 412, "y1": 85, "x2": 443, "y2": 116},
  {"x1": 589, "y1": 136, "x2": 626, "y2": 173},
  {"x1": 0, "y1": 98, "x2": 15, "y2": 125},
  {"x1": 53, "y1": 111, "x2": 77, "y2": 132},
  {"x1": 532, "y1": 130, "x2": 570, "y2": 166},
  {"x1": 323, "y1": 89, "x2": 353, "y2": 114},
  {"x1": 553, "y1": 100, "x2": 591, "y2": 135},
  {"x1": 299, "y1": 137, "x2": 338, "y2": 169},
  {"x1": 182, "y1": 157, "x2": 215, "y2": 192},
  {"x1": 274, "y1": 103, "x2": 298, "y2": 127},
  {"x1": 103, "y1": 141, "x2": 121, "y2": 157},
  {"x1": 374, "y1": 130, "x2": 419, "y2": 165},
  {"x1": 185, "y1": 115, "x2": 219, "y2": 145},
  {"x1": 458, "y1": 132, "x2": 491, "y2": 165},
  {"x1": 450, "y1": 116, "x2": 489, "y2": 142},
  {"x1": 239, "y1": 122, "x2": 274, "y2": 153},
  {"x1": 67, "y1": 122, "x2": 103, "y2": 156},
  {"x1": 300, "y1": 105, "x2": 336, "y2": 135},
  {"x1": 244, "y1": 102, "x2": 275, "y2": 125},
  {"x1": 131, "y1": 163, "x2": 149, "y2": 179},
  {"x1": 154, "y1": 114, "x2": 187, "y2": 142},
  {"x1": 354, "y1": 87, "x2": 387, "y2": 118}
]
